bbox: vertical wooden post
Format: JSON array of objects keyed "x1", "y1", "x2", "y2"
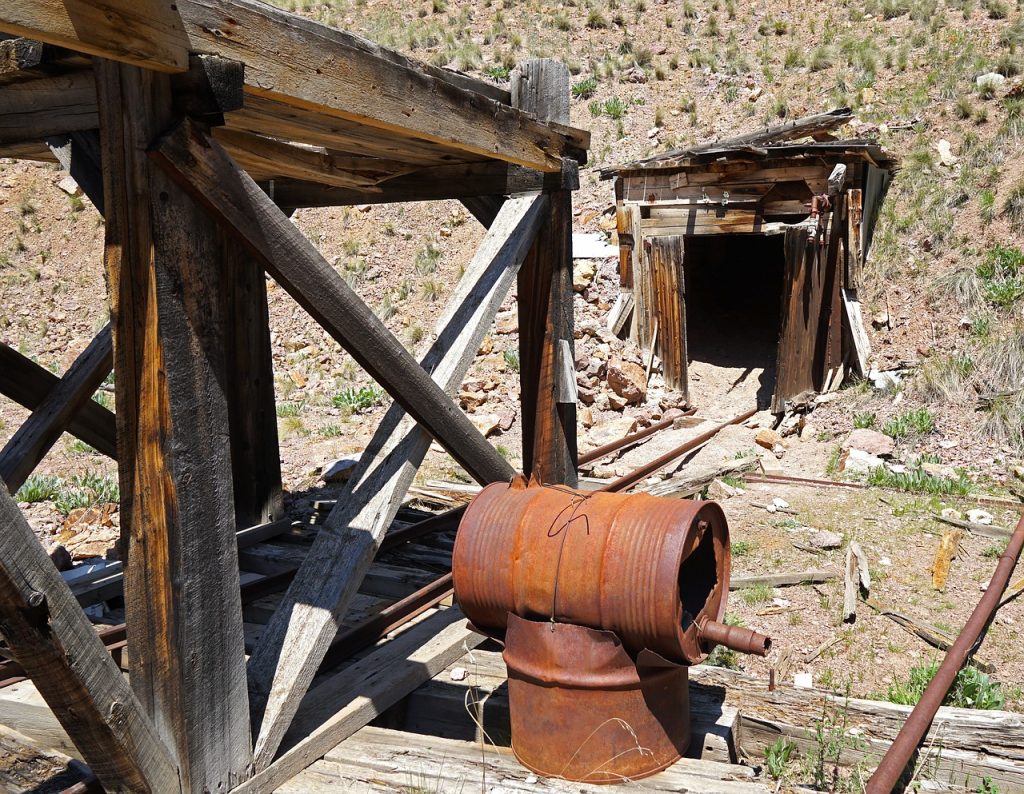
[
  {"x1": 222, "y1": 241, "x2": 284, "y2": 527},
  {"x1": 95, "y1": 60, "x2": 252, "y2": 792},
  {"x1": 513, "y1": 59, "x2": 578, "y2": 486}
]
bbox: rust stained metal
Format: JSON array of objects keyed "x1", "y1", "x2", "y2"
[
  {"x1": 453, "y1": 478, "x2": 770, "y2": 782},
  {"x1": 867, "y1": 513, "x2": 1024, "y2": 793},
  {"x1": 504, "y1": 614, "x2": 691, "y2": 783}
]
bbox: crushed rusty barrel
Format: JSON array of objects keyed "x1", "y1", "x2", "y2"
[{"x1": 453, "y1": 478, "x2": 770, "y2": 783}]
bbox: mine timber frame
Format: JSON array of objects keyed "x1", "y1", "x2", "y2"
[{"x1": 0, "y1": 3, "x2": 588, "y2": 790}]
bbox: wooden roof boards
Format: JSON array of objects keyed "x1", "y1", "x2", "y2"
[{"x1": 0, "y1": 1, "x2": 589, "y2": 193}]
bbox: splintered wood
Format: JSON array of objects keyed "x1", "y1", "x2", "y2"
[{"x1": 932, "y1": 528, "x2": 963, "y2": 590}]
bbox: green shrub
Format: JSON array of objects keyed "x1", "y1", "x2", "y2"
[
  {"x1": 571, "y1": 77, "x2": 598, "y2": 99},
  {"x1": 503, "y1": 348, "x2": 520, "y2": 372},
  {"x1": 332, "y1": 385, "x2": 385, "y2": 412},
  {"x1": 15, "y1": 475, "x2": 62, "y2": 503},
  {"x1": 882, "y1": 408, "x2": 935, "y2": 440},
  {"x1": 886, "y1": 661, "x2": 1005, "y2": 709},
  {"x1": 765, "y1": 738, "x2": 796, "y2": 779},
  {"x1": 866, "y1": 463, "x2": 971, "y2": 496},
  {"x1": 977, "y1": 245, "x2": 1024, "y2": 307},
  {"x1": 853, "y1": 412, "x2": 876, "y2": 429}
]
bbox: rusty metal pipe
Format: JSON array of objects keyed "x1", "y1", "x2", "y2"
[
  {"x1": 600, "y1": 407, "x2": 758, "y2": 493},
  {"x1": 699, "y1": 617, "x2": 771, "y2": 657},
  {"x1": 576, "y1": 408, "x2": 697, "y2": 466},
  {"x1": 866, "y1": 513, "x2": 1024, "y2": 793}
]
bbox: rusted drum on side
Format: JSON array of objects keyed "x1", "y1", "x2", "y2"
[
  {"x1": 504, "y1": 614, "x2": 690, "y2": 783},
  {"x1": 453, "y1": 478, "x2": 730, "y2": 664}
]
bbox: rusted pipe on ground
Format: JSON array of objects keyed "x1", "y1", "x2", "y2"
[
  {"x1": 866, "y1": 513, "x2": 1024, "y2": 793},
  {"x1": 599, "y1": 407, "x2": 758, "y2": 494},
  {"x1": 576, "y1": 408, "x2": 697, "y2": 466}
]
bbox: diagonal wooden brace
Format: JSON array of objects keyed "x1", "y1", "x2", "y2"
[{"x1": 149, "y1": 117, "x2": 515, "y2": 486}]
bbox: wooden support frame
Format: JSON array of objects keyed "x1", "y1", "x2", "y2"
[
  {"x1": 0, "y1": 342, "x2": 117, "y2": 460},
  {"x1": 96, "y1": 59, "x2": 252, "y2": 792},
  {"x1": 0, "y1": 325, "x2": 112, "y2": 494},
  {"x1": 244, "y1": 194, "x2": 545, "y2": 769},
  {"x1": 150, "y1": 118, "x2": 513, "y2": 487},
  {"x1": 0, "y1": 489, "x2": 179, "y2": 792},
  {"x1": 0, "y1": 0, "x2": 587, "y2": 171},
  {"x1": 513, "y1": 60, "x2": 578, "y2": 486}
]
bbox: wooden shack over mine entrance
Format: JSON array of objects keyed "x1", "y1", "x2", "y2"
[{"x1": 602, "y1": 109, "x2": 897, "y2": 413}]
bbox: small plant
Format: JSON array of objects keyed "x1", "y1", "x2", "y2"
[
  {"x1": 585, "y1": 9, "x2": 608, "y2": 28},
  {"x1": 503, "y1": 348, "x2": 520, "y2": 372},
  {"x1": 765, "y1": 738, "x2": 796, "y2": 780},
  {"x1": 485, "y1": 64, "x2": 511, "y2": 80},
  {"x1": 853, "y1": 412, "x2": 876, "y2": 429},
  {"x1": 886, "y1": 661, "x2": 1005, "y2": 709},
  {"x1": 732, "y1": 540, "x2": 753, "y2": 556},
  {"x1": 882, "y1": 408, "x2": 935, "y2": 440},
  {"x1": 276, "y1": 402, "x2": 303, "y2": 418},
  {"x1": 571, "y1": 77, "x2": 598, "y2": 99},
  {"x1": 333, "y1": 385, "x2": 385, "y2": 412},
  {"x1": 1004, "y1": 182, "x2": 1024, "y2": 233},
  {"x1": 15, "y1": 475, "x2": 62, "y2": 504},
  {"x1": 414, "y1": 241, "x2": 442, "y2": 275},
  {"x1": 421, "y1": 278, "x2": 442, "y2": 301},
  {"x1": 865, "y1": 463, "x2": 971, "y2": 496},
  {"x1": 53, "y1": 472, "x2": 120, "y2": 515},
  {"x1": 741, "y1": 582, "x2": 774, "y2": 605},
  {"x1": 976, "y1": 244, "x2": 1024, "y2": 307}
]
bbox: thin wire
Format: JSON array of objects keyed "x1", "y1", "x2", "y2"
[{"x1": 542, "y1": 484, "x2": 593, "y2": 625}]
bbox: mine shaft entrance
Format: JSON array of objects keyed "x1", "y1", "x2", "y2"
[{"x1": 682, "y1": 233, "x2": 785, "y2": 411}]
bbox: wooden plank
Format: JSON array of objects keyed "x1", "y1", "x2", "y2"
[
  {"x1": 846, "y1": 187, "x2": 864, "y2": 288},
  {"x1": 150, "y1": 118, "x2": 514, "y2": 487},
  {"x1": 245, "y1": 194, "x2": 544, "y2": 770},
  {"x1": 0, "y1": 37, "x2": 89, "y2": 86},
  {"x1": 648, "y1": 236, "x2": 688, "y2": 397},
  {"x1": 285, "y1": 725, "x2": 768, "y2": 793},
  {"x1": 842, "y1": 287, "x2": 871, "y2": 376},
  {"x1": 0, "y1": 1, "x2": 189, "y2": 70},
  {"x1": 0, "y1": 342, "x2": 116, "y2": 460},
  {"x1": 211, "y1": 127, "x2": 403, "y2": 191},
  {"x1": 0, "y1": 326, "x2": 111, "y2": 494},
  {"x1": 0, "y1": 70, "x2": 97, "y2": 142},
  {"x1": 96, "y1": 60, "x2": 251, "y2": 793},
  {"x1": 0, "y1": 489, "x2": 179, "y2": 792},
  {"x1": 232, "y1": 608, "x2": 484, "y2": 793},
  {"x1": 514, "y1": 59, "x2": 577, "y2": 487},
  {"x1": 0, "y1": 0, "x2": 588, "y2": 171},
  {"x1": 267, "y1": 158, "x2": 578, "y2": 209},
  {"x1": 221, "y1": 240, "x2": 284, "y2": 527},
  {"x1": 773, "y1": 224, "x2": 825, "y2": 413},
  {"x1": 46, "y1": 129, "x2": 105, "y2": 215}
]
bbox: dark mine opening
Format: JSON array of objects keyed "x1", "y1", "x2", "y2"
[{"x1": 683, "y1": 233, "x2": 785, "y2": 406}]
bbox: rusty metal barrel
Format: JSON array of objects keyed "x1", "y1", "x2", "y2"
[
  {"x1": 454, "y1": 477, "x2": 745, "y2": 664},
  {"x1": 453, "y1": 478, "x2": 770, "y2": 784}
]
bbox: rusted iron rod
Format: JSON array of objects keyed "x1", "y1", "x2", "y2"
[
  {"x1": 600, "y1": 407, "x2": 758, "y2": 494},
  {"x1": 576, "y1": 408, "x2": 696, "y2": 466},
  {"x1": 866, "y1": 513, "x2": 1024, "y2": 793}
]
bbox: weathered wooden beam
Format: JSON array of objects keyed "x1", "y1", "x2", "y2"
[
  {"x1": 0, "y1": 326, "x2": 112, "y2": 495},
  {"x1": 245, "y1": 194, "x2": 545, "y2": 769},
  {"x1": 0, "y1": 36, "x2": 88, "y2": 85},
  {"x1": 96, "y1": 59, "x2": 252, "y2": 792},
  {"x1": 266, "y1": 159, "x2": 579, "y2": 208},
  {"x1": 212, "y1": 127, "x2": 404, "y2": 191},
  {"x1": 460, "y1": 195, "x2": 505, "y2": 228},
  {"x1": 0, "y1": 0, "x2": 587, "y2": 171},
  {"x1": 150, "y1": 118, "x2": 514, "y2": 486},
  {"x1": 0, "y1": 343, "x2": 116, "y2": 460},
  {"x1": 0, "y1": 70, "x2": 97, "y2": 142},
  {"x1": 0, "y1": 489, "x2": 179, "y2": 792},
  {"x1": 0, "y1": 2, "x2": 189, "y2": 71},
  {"x1": 233, "y1": 608, "x2": 484, "y2": 794},
  {"x1": 513, "y1": 60, "x2": 578, "y2": 486},
  {"x1": 222, "y1": 240, "x2": 284, "y2": 528}
]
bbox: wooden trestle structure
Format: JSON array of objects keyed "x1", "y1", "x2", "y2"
[{"x1": 0, "y1": 4, "x2": 589, "y2": 791}]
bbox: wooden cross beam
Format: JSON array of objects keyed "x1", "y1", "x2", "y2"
[
  {"x1": 150, "y1": 118, "x2": 514, "y2": 487},
  {"x1": 0, "y1": 71, "x2": 98, "y2": 143},
  {"x1": 0, "y1": 0, "x2": 587, "y2": 171},
  {"x1": 0, "y1": 488, "x2": 180, "y2": 792},
  {"x1": 0, "y1": 325, "x2": 112, "y2": 494},
  {"x1": 245, "y1": 194, "x2": 546, "y2": 769},
  {"x1": 0, "y1": 342, "x2": 116, "y2": 460}
]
